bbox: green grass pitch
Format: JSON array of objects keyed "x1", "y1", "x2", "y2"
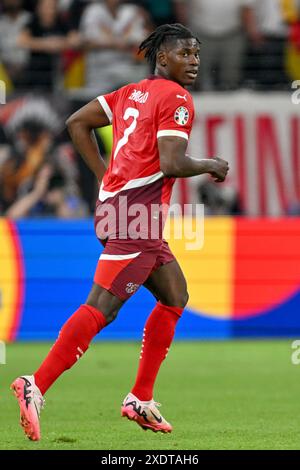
[{"x1": 1, "y1": 340, "x2": 300, "y2": 450}]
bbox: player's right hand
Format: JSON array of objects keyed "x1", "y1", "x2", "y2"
[{"x1": 209, "y1": 157, "x2": 229, "y2": 183}]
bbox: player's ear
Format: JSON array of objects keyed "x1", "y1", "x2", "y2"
[{"x1": 157, "y1": 50, "x2": 167, "y2": 67}]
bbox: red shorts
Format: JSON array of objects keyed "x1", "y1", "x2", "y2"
[{"x1": 93, "y1": 239, "x2": 175, "y2": 300}]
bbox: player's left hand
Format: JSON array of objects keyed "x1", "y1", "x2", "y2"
[{"x1": 209, "y1": 157, "x2": 229, "y2": 183}]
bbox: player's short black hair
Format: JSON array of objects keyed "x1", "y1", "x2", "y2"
[{"x1": 138, "y1": 23, "x2": 201, "y2": 73}]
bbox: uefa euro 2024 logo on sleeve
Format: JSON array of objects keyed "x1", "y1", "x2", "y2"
[{"x1": 174, "y1": 106, "x2": 189, "y2": 125}]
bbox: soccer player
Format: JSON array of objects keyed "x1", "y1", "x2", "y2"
[{"x1": 11, "y1": 23, "x2": 229, "y2": 440}]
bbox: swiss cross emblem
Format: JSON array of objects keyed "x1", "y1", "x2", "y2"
[{"x1": 174, "y1": 106, "x2": 189, "y2": 126}]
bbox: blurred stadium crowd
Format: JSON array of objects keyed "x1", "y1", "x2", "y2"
[{"x1": 0, "y1": 0, "x2": 299, "y2": 218}]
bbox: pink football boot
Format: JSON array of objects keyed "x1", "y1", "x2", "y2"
[
  {"x1": 121, "y1": 392, "x2": 172, "y2": 433},
  {"x1": 11, "y1": 375, "x2": 45, "y2": 441}
]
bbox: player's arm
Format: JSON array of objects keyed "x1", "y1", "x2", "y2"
[
  {"x1": 66, "y1": 99, "x2": 109, "y2": 182},
  {"x1": 158, "y1": 136, "x2": 229, "y2": 182}
]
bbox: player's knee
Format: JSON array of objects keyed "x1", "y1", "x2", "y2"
[
  {"x1": 103, "y1": 308, "x2": 119, "y2": 325},
  {"x1": 86, "y1": 300, "x2": 119, "y2": 325},
  {"x1": 178, "y1": 290, "x2": 189, "y2": 308},
  {"x1": 164, "y1": 289, "x2": 189, "y2": 308},
  {"x1": 86, "y1": 284, "x2": 123, "y2": 325}
]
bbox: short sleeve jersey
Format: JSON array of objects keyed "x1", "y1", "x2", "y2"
[{"x1": 97, "y1": 76, "x2": 194, "y2": 207}]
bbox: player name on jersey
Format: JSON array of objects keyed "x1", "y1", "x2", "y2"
[{"x1": 129, "y1": 89, "x2": 149, "y2": 104}]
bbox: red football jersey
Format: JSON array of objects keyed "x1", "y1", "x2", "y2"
[{"x1": 97, "y1": 76, "x2": 195, "y2": 207}]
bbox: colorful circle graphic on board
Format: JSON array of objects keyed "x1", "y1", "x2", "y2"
[
  {"x1": 169, "y1": 218, "x2": 300, "y2": 320},
  {"x1": 0, "y1": 220, "x2": 24, "y2": 341}
]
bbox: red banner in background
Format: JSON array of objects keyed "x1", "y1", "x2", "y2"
[{"x1": 181, "y1": 92, "x2": 300, "y2": 216}]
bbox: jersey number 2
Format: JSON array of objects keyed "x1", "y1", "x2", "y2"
[{"x1": 113, "y1": 107, "x2": 139, "y2": 160}]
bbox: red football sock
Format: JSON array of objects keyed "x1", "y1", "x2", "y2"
[
  {"x1": 131, "y1": 302, "x2": 183, "y2": 401},
  {"x1": 34, "y1": 304, "x2": 106, "y2": 395}
]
